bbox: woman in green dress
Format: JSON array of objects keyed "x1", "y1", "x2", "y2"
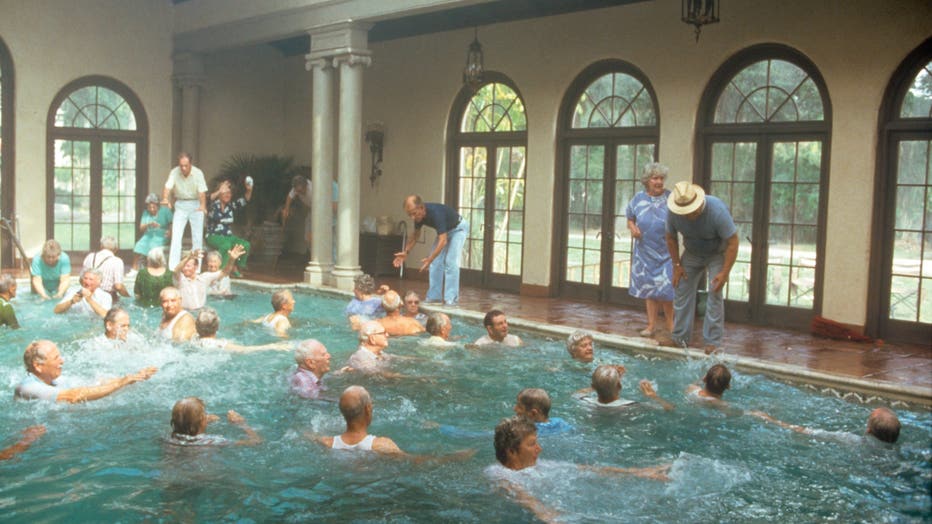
[{"x1": 133, "y1": 247, "x2": 174, "y2": 307}]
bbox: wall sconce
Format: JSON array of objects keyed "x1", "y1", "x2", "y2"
[
  {"x1": 462, "y1": 27, "x2": 484, "y2": 91},
  {"x1": 682, "y1": 0, "x2": 719, "y2": 42},
  {"x1": 365, "y1": 122, "x2": 385, "y2": 187}
]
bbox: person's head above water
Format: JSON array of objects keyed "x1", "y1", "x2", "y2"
[
  {"x1": 514, "y1": 388, "x2": 551, "y2": 423},
  {"x1": 426, "y1": 312, "x2": 452, "y2": 339},
  {"x1": 483, "y1": 309, "x2": 509, "y2": 342},
  {"x1": 171, "y1": 397, "x2": 208, "y2": 437},
  {"x1": 866, "y1": 407, "x2": 901, "y2": 443},
  {"x1": 338, "y1": 386, "x2": 373, "y2": 429},
  {"x1": 703, "y1": 364, "x2": 731, "y2": 396},
  {"x1": 494, "y1": 416, "x2": 541, "y2": 470},
  {"x1": 381, "y1": 290, "x2": 402, "y2": 313},
  {"x1": 592, "y1": 364, "x2": 624, "y2": 404},
  {"x1": 566, "y1": 330, "x2": 595, "y2": 362}
]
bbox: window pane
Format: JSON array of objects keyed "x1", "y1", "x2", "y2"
[
  {"x1": 572, "y1": 72, "x2": 656, "y2": 128},
  {"x1": 900, "y1": 62, "x2": 932, "y2": 118},
  {"x1": 714, "y1": 59, "x2": 824, "y2": 123},
  {"x1": 460, "y1": 82, "x2": 526, "y2": 133}
]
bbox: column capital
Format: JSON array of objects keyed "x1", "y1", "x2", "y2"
[
  {"x1": 331, "y1": 52, "x2": 372, "y2": 69},
  {"x1": 305, "y1": 57, "x2": 333, "y2": 72},
  {"x1": 306, "y1": 20, "x2": 372, "y2": 63}
]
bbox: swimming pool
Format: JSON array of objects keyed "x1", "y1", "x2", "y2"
[{"x1": 1, "y1": 285, "x2": 930, "y2": 522}]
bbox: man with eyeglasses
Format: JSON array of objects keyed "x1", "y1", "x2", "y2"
[
  {"x1": 402, "y1": 290, "x2": 427, "y2": 326},
  {"x1": 345, "y1": 320, "x2": 392, "y2": 374}
]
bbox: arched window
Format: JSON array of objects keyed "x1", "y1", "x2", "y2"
[
  {"x1": 556, "y1": 60, "x2": 659, "y2": 303},
  {"x1": 47, "y1": 77, "x2": 148, "y2": 257},
  {"x1": 447, "y1": 73, "x2": 527, "y2": 292},
  {"x1": 0, "y1": 37, "x2": 14, "y2": 267},
  {"x1": 696, "y1": 45, "x2": 831, "y2": 330},
  {"x1": 870, "y1": 38, "x2": 932, "y2": 344}
]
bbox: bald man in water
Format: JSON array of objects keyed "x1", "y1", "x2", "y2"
[
  {"x1": 315, "y1": 386, "x2": 404, "y2": 454},
  {"x1": 377, "y1": 290, "x2": 425, "y2": 337}
]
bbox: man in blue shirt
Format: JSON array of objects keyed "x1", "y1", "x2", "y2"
[
  {"x1": 665, "y1": 181, "x2": 739, "y2": 353},
  {"x1": 393, "y1": 195, "x2": 469, "y2": 306}
]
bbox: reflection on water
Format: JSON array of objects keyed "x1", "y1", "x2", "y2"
[{"x1": 0, "y1": 286, "x2": 930, "y2": 522}]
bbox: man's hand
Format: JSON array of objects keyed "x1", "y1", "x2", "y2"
[
  {"x1": 392, "y1": 251, "x2": 407, "y2": 268},
  {"x1": 228, "y1": 244, "x2": 246, "y2": 260},
  {"x1": 419, "y1": 257, "x2": 431, "y2": 272},
  {"x1": 710, "y1": 270, "x2": 730, "y2": 292},
  {"x1": 639, "y1": 379, "x2": 658, "y2": 397},
  {"x1": 672, "y1": 265, "x2": 686, "y2": 287},
  {"x1": 227, "y1": 410, "x2": 245, "y2": 424}
]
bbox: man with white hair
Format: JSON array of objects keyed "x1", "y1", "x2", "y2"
[
  {"x1": 83, "y1": 236, "x2": 129, "y2": 299},
  {"x1": 377, "y1": 290, "x2": 425, "y2": 337},
  {"x1": 159, "y1": 286, "x2": 195, "y2": 342},
  {"x1": 53, "y1": 268, "x2": 112, "y2": 318},
  {"x1": 14, "y1": 339, "x2": 157, "y2": 403},
  {"x1": 0, "y1": 274, "x2": 20, "y2": 329},
  {"x1": 290, "y1": 339, "x2": 332, "y2": 399},
  {"x1": 422, "y1": 312, "x2": 455, "y2": 348},
  {"x1": 345, "y1": 320, "x2": 396, "y2": 375}
]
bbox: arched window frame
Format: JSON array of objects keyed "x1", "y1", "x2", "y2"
[
  {"x1": 694, "y1": 44, "x2": 832, "y2": 329},
  {"x1": 553, "y1": 59, "x2": 661, "y2": 302},
  {"x1": 0, "y1": 37, "x2": 15, "y2": 267},
  {"x1": 445, "y1": 72, "x2": 528, "y2": 291},
  {"x1": 46, "y1": 75, "x2": 149, "y2": 256},
  {"x1": 868, "y1": 37, "x2": 932, "y2": 344}
]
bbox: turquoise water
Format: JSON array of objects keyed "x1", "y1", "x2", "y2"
[{"x1": 1, "y1": 286, "x2": 930, "y2": 522}]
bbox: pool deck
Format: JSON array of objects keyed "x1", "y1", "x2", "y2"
[{"x1": 240, "y1": 259, "x2": 931, "y2": 407}]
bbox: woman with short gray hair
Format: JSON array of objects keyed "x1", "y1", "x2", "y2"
[
  {"x1": 130, "y1": 193, "x2": 173, "y2": 273},
  {"x1": 625, "y1": 162, "x2": 675, "y2": 338},
  {"x1": 133, "y1": 247, "x2": 174, "y2": 307}
]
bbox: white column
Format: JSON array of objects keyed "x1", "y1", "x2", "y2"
[
  {"x1": 304, "y1": 57, "x2": 336, "y2": 286},
  {"x1": 330, "y1": 52, "x2": 371, "y2": 291},
  {"x1": 172, "y1": 52, "x2": 205, "y2": 159}
]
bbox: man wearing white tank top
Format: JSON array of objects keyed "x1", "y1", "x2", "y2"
[{"x1": 315, "y1": 386, "x2": 403, "y2": 454}]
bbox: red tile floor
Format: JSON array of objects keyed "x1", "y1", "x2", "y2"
[{"x1": 250, "y1": 256, "x2": 931, "y2": 404}]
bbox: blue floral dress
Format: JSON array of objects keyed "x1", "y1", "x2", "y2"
[{"x1": 625, "y1": 190, "x2": 674, "y2": 300}]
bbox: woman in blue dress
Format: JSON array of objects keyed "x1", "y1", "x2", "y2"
[{"x1": 625, "y1": 163, "x2": 674, "y2": 336}]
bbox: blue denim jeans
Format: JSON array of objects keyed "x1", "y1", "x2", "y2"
[
  {"x1": 426, "y1": 220, "x2": 468, "y2": 305},
  {"x1": 672, "y1": 250, "x2": 725, "y2": 347}
]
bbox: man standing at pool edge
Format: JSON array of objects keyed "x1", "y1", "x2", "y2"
[
  {"x1": 665, "y1": 181, "x2": 738, "y2": 354},
  {"x1": 393, "y1": 195, "x2": 468, "y2": 306},
  {"x1": 162, "y1": 152, "x2": 208, "y2": 269}
]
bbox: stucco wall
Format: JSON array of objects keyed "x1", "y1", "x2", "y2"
[{"x1": 0, "y1": 0, "x2": 174, "y2": 257}]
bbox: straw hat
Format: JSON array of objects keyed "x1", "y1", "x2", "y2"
[{"x1": 667, "y1": 181, "x2": 706, "y2": 215}]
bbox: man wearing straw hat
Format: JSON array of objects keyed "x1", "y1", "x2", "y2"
[{"x1": 665, "y1": 181, "x2": 738, "y2": 354}]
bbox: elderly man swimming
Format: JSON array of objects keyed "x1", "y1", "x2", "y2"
[
  {"x1": 377, "y1": 290, "x2": 424, "y2": 337},
  {"x1": 290, "y1": 339, "x2": 332, "y2": 399},
  {"x1": 14, "y1": 340, "x2": 156, "y2": 403},
  {"x1": 159, "y1": 286, "x2": 195, "y2": 342},
  {"x1": 53, "y1": 268, "x2": 112, "y2": 318}
]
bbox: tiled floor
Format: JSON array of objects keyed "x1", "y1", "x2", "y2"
[{"x1": 250, "y1": 257, "x2": 931, "y2": 399}]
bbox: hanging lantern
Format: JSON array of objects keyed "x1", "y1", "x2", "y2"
[
  {"x1": 462, "y1": 28, "x2": 484, "y2": 91},
  {"x1": 682, "y1": 0, "x2": 719, "y2": 42}
]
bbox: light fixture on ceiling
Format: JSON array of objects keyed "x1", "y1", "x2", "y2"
[
  {"x1": 682, "y1": 0, "x2": 719, "y2": 42},
  {"x1": 462, "y1": 27, "x2": 484, "y2": 91}
]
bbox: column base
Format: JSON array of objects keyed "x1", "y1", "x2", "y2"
[
  {"x1": 304, "y1": 261, "x2": 334, "y2": 286},
  {"x1": 331, "y1": 265, "x2": 363, "y2": 291}
]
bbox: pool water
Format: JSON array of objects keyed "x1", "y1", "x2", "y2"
[{"x1": 1, "y1": 286, "x2": 930, "y2": 522}]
